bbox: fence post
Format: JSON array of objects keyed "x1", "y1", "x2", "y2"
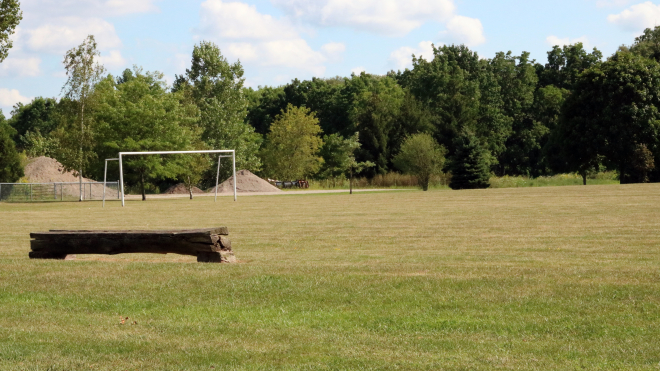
[
  {"x1": 0, "y1": 184, "x2": 2, "y2": 201},
  {"x1": 61, "y1": 183, "x2": 64, "y2": 201},
  {"x1": 54, "y1": 184, "x2": 57, "y2": 200},
  {"x1": 30, "y1": 184, "x2": 32, "y2": 202}
]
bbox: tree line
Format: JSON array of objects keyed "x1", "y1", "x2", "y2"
[{"x1": 2, "y1": 0, "x2": 660, "y2": 193}]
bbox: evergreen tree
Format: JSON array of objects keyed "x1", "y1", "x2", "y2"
[{"x1": 448, "y1": 131, "x2": 490, "y2": 190}]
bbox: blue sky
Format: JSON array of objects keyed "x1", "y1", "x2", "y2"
[{"x1": 1, "y1": 0, "x2": 659, "y2": 115}]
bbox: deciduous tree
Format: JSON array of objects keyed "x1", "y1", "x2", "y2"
[
  {"x1": 557, "y1": 52, "x2": 660, "y2": 183},
  {"x1": 0, "y1": 0, "x2": 21, "y2": 62},
  {"x1": 0, "y1": 111, "x2": 23, "y2": 182},
  {"x1": 393, "y1": 133, "x2": 446, "y2": 191},
  {"x1": 629, "y1": 26, "x2": 660, "y2": 62},
  {"x1": 92, "y1": 69, "x2": 200, "y2": 200},
  {"x1": 261, "y1": 105, "x2": 323, "y2": 180},
  {"x1": 179, "y1": 41, "x2": 261, "y2": 179},
  {"x1": 59, "y1": 35, "x2": 105, "y2": 201}
]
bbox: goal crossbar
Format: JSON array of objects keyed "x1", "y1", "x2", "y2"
[{"x1": 108, "y1": 150, "x2": 236, "y2": 207}]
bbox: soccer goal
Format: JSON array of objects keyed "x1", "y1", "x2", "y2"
[{"x1": 103, "y1": 150, "x2": 236, "y2": 207}]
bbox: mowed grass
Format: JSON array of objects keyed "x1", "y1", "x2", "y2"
[{"x1": 1, "y1": 185, "x2": 659, "y2": 370}]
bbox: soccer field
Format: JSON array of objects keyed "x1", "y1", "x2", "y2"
[{"x1": 1, "y1": 185, "x2": 659, "y2": 370}]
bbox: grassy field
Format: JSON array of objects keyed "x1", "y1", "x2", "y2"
[{"x1": 1, "y1": 184, "x2": 659, "y2": 370}]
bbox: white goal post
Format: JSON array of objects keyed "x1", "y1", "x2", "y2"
[{"x1": 104, "y1": 150, "x2": 236, "y2": 207}]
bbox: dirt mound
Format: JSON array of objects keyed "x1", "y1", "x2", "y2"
[
  {"x1": 163, "y1": 183, "x2": 205, "y2": 195},
  {"x1": 208, "y1": 169, "x2": 282, "y2": 193},
  {"x1": 23, "y1": 156, "x2": 112, "y2": 199},
  {"x1": 24, "y1": 156, "x2": 95, "y2": 184}
]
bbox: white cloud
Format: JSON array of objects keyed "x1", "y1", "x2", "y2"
[
  {"x1": 445, "y1": 16, "x2": 486, "y2": 46},
  {"x1": 98, "y1": 50, "x2": 127, "y2": 69},
  {"x1": 226, "y1": 43, "x2": 259, "y2": 62},
  {"x1": 23, "y1": 17, "x2": 122, "y2": 54},
  {"x1": 389, "y1": 41, "x2": 435, "y2": 70},
  {"x1": 321, "y1": 42, "x2": 345, "y2": 62},
  {"x1": 197, "y1": 0, "x2": 327, "y2": 74},
  {"x1": 546, "y1": 35, "x2": 590, "y2": 47},
  {"x1": 271, "y1": 0, "x2": 455, "y2": 36},
  {"x1": 608, "y1": 2, "x2": 660, "y2": 32},
  {"x1": 0, "y1": 57, "x2": 41, "y2": 77},
  {"x1": 0, "y1": 88, "x2": 31, "y2": 109},
  {"x1": 200, "y1": 0, "x2": 298, "y2": 40}
]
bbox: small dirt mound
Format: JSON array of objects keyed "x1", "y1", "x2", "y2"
[
  {"x1": 163, "y1": 183, "x2": 205, "y2": 195},
  {"x1": 207, "y1": 170, "x2": 281, "y2": 193}
]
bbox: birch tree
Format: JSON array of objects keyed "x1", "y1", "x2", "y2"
[{"x1": 60, "y1": 35, "x2": 105, "y2": 201}]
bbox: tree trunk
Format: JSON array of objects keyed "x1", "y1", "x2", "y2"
[
  {"x1": 188, "y1": 176, "x2": 193, "y2": 200},
  {"x1": 422, "y1": 175, "x2": 429, "y2": 191},
  {"x1": 581, "y1": 171, "x2": 587, "y2": 186},
  {"x1": 350, "y1": 167, "x2": 353, "y2": 195},
  {"x1": 141, "y1": 172, "x2": 146, "y2": 201},
  {"x1": 79, "y1": 101, "x2": 85, "y2": 202}
]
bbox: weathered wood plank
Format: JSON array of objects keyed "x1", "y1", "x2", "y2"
[
  {"x1": 31, "y1": 227, "x2": 229, "y2": 239},
  {"x1": 29, "y1": 227, "x2": 234, "y2": 263}
]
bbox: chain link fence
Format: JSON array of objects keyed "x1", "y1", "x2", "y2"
[{"x1": 0, "y1": 182, "x2": 120, "y2": 202}]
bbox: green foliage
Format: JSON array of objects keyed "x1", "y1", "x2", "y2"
[
  {"x1": 350, "y1": 73, "x2": 404, "y2": 176},
  {"x1": 491, "y1": 51, "x2": 548, "y2": 176},
  {"x1": 179, "y1": 41, "x2": 261, "y2": 178},
  {"x1": 261, "y1": 104, "x2": 323, "y2": 180},
  {"x1": 51, "y1": 98, "x2": 98, "y2": 181},
  {"x1": 556, "y1": 51, "x2": 660, "y2": 183},
  {"x1": 177, "y1": 154, "x2": 211, "y2": 199},
  {"x1": 7, "y1": 97, "x2": 59, "y2": 142},
  {"x1": 0, "y1": 0, "x2": 21, "y2": 62},
  {"x1": 20, "y1": 129, "x2": 59, "y2": 158},
  {"x1": 318, "y1": 133, "x2": 357, "y2": 180},
  {"x1": 448, "y1": 130, "x2": 491, "y2": 190},
  {"x1": 489, "y1": 172, "x2": 619, "y2": 188},
  {"x1": 58, "y1": 35, "x2": 106, "y2": 198},
  {"x1": 538, "y1": 43, "x2": 603, "y2": 89},
  {"x1": 399, "y1": 44, "x2": 510, "y2": 162},
  {"x1": 393, "y1": 133, "x2": 446, "y2": 191},
  {"x1": 92, "y1": 70, "x2": 199, "y2": 199},
  {"x1": 629, "y1": 26, "x2": 660, "y2": 62},
  {"x1": 244, "y1": 85, "x2": 286, "y2": 135},
  {"x1": 0, "y1": 112, "x2": 23, "y2": 182},
  {"x1": 631, "y1": 144, "x2": 655, "y2": 183}
]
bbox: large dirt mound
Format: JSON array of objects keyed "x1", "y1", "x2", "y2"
[
  {"x1": 23, "y1": 156, "x2": 111, "y2": 199},
  {"x1": 163, "y1": 183, "x2": 205, "y2": 195},
  {"x1": 24, "y1": 156, "x2": 96, "y2": 184},
  {"x1": 208, "y1": 170, "x2": 281, "y2": 193}
]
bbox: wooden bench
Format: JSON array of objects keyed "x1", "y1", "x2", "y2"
[{"x1": 29, "y1": 227, "x2": 235, "y2": 263}]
